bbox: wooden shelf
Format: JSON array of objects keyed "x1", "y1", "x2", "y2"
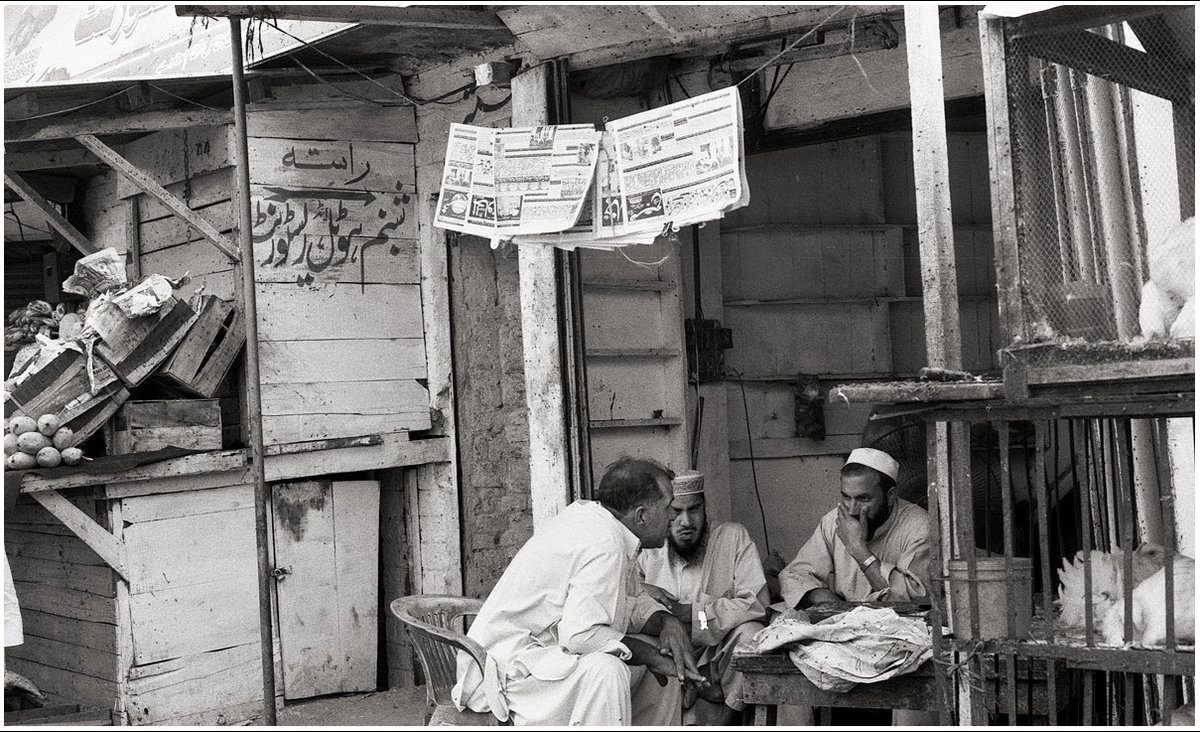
[
  {"x1": 589, "y1": 418, "x2": 683, "y2": 430},
  {"x1": 724, "y1": 295, "x2": 995, "y2": 307},
  {"x1": 586, "y1": 348, "x2": 679, "y2": 358},
  {"x1": 581, "y1": 278, "x2": 676, "y2": 292}
]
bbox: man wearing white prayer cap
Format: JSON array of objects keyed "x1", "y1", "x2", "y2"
[
  {"x1": 637, "y1": 470, "x2": 770, "y2": 725},
  {"x1": 779, "y1": 447, "x2": 931, "y2": 610}
]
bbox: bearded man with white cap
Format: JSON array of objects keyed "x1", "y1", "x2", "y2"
[
  {"x1": 779, "y1": 447, "x2": 931, "y2": 609},
  {"x1": 637, "y1": 470, "x2": 770, "y2": 725}
]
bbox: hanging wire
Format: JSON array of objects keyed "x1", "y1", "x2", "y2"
[
  {"x1": 724, "y1": 365, "x2": 771, "y2": 556},
  {"x1": 734, "y1": 5, "x2": 849, "y2": 87},
  {"x1": 259, "y1": 17, "x2": 418, "y2": 104},
  {"x1": 618, "y1": 246, "x2": 671, "y2": 268},
  {"x1": 6, "y1": 85, "x2": 140, "y2": 123},
  {"x1": 145, "y1": 82, "x2": 222, "y2": 111}
]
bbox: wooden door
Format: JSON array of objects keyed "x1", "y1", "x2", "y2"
[
  {"x1": 271, "y1": 479, "x2": 380, "y2": 699},
  {"x1": 579, "y1": 237, "x2": 690, "y2": 482}
]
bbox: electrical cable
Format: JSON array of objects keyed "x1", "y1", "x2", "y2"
[
  {"x1": 145, "y1": 82, "x2": 222, "y2": 111},
  {"x1": 259, "y1": 18, "x2": 418, "y2": 104},
  {"x1": 726, "y1": 366, "x2": 771, "y2": 556},
  {"x1": 734, "y1": 5, "x2": 848, "y2": 87},
  {"x1": 6, "y1": 85, "x2": 139, "y2": 123},
  {"x1": 285, "y1": 52, "x2": 395, "y2": 106}
]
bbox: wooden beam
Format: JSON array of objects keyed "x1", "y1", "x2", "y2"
[
  {"x1": 3, "y1": 148, "x2": 101, "y2": 172},
  {"x1": 74, "y1": 134, "x2": 240, "y2": 263},
  {"x1": 512, "y1": 63, "x2": 571, "y2": 529},
  {"x1": 175, "y1": 5, "x2": 508, "y2": 30},
  {"x1": 6, "y1": 107, "x2": 232, "y2": 143},
  {"x1": 829, "y1": 380, "x2": 1005, "y2": 404},
  {"x1": 1006, "y1": 5, "x2": 1172, "y2": 39},
  {"x1": 1022, "y1": 30, "x2": 1192, "y2": 102},
  {"x1": 29, "y1": 490, "x2": 128, "y2": 583},
  {"x1": 506, "y1": 5, "x2": 860, "y2": 71},
  {"x1": 979, "y1": 14, "x2": 1027, "y2": 347},
  {"x1": 3, "y1": 171, "x2": 97, "y2": 255},
  {"x1": 905, "y1": 5, "x2": 963, "y2": 371},
  {"x1": 19, "y1": 436, "x2": 451, "y2": 495}
]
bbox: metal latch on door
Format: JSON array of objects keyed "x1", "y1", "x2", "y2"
[{"x1": 272, "y1": 566, "x2": 293, "y2": 581}]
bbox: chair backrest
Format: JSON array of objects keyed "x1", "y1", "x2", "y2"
[{"x1": 390, "y1": 595, "x2": 488, "y2": 709}]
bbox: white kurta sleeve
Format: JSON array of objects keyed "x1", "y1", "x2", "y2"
[
  {"x1": 558, "y1": 547, "x2": 632, "y2": 657},
  {"x1": 779, "y1": 515, "x2": 836, "y2": 609},
  {"x1": 877, "y1": 518, "x2": 931, "y2": 602}
]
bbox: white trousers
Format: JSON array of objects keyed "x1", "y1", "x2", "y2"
[{"x1": 503, "y1": 653, "x2": 681, "y2": 726}]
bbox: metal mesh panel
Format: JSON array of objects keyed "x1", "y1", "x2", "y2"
[{"x1": 1005, "y1": 17, "x2": 1194, "y2": 345}]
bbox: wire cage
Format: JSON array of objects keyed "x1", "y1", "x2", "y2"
[
  {"x1": 986, "y1": 7, "x2": 1195, "y2": 386},
  {"x1": 921, "y1": 399, "x2": 1194, "y2": 725}
]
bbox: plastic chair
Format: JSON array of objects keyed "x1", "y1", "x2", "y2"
[{"x1": 390, "y1": 595, "x2": 504, "y2": 726}]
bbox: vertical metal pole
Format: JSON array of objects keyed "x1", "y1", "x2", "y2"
[{"x1": 229, "y1": 18, "x2": 278, "y2": 725}]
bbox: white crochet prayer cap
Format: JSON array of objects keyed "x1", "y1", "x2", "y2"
[
  {"x1": 672, "y1": 471, "x2": 704, "y2": 496},
  {"x1": 844, "y1": 447, "x2": 900, "y2": 482}
]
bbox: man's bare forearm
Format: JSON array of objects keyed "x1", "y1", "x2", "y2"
[{"x1": 798, "y1": 587, "x2": 843, "y2": 608}]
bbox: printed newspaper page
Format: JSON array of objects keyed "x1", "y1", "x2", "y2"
[
  {"x1": 434, "y1": 123, "x2": 601, "y2": 238},
  {"x1": 604, "y1": 86, "x2": 746, "y2": 236}
]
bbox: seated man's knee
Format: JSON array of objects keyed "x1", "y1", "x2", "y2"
[
  {"x1": 726, "y1": 620, "x2": 766, "y2": 645},
  {"x1": 577, "y1": 653, "x2": 631, "y2": 687}
]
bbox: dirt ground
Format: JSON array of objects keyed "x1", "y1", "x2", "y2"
[{"x1": 275, "y1": 686, "x2": 429, "y2": 727}]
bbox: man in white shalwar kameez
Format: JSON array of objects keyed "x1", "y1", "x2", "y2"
[
  {"x1": 638, "y1": 471, "x2": 769, "y2": 725},
  {"x1": 452, "y1": 457, "x2": 707, "y2": 726}
]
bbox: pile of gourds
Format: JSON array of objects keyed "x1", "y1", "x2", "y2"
[{"x1": 4, "y1": 414, "x2": 84, "y2": 469}]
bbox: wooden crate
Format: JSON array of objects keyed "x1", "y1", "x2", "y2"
[
  {"x1": 154, "y1": 297, "x2": 245, "y2": 399},
  {"x1": 3, "y1": 349, "x2": 130, "y2": 449},
  {"x1": 89, "y1": 297, "x2": 200, "y2": 388},
  {"x1": 106, "y1": 400, "x2": 222, "y2": 455}
]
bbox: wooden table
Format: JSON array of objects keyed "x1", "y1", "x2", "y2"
[
  {"x1": 732, "y1": 650, "x2": 938, "y2": 725},
  {"x1": 733, "y1": 646, "x2": 1066, "y2": 725}
]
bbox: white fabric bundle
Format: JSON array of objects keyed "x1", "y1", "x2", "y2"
[{"x1": 754, "y1": 606, "x2": 932, "y2": 692}]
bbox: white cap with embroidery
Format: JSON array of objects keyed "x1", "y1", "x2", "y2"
[{"x1": 672, "y1": 471, "x2": 704, "y2": 496}]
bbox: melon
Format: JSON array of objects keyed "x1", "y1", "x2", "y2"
[
  {"x1": 6, "y1": 452, "x2": 36, "y2": 470},
  {"x1": 17, "y1": 432, "x2": 50, "y2": 455},
  {"x1": 36, "y1": 446, "x2": 61, "y2": 468}
]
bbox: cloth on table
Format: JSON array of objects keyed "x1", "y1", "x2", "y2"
[{"x1": 754, "y1": 606, "x2": 932, "y2": 692}]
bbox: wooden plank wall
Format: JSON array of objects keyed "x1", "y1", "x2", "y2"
[
  {"x1": 115, "y1": 127, "x2": 236, "y2": 299},
  {"x1": 120, "y1": 482, "x2": 264, "y2": 725},
  {"x1": 719, "y1": 131, "x2": 996, "y2": 560},
  {"x1": 4, "y1": 493, "x2": 120, "y2": 709},
  {"x1": 245, "y1": 102, "x2": 430, "y2": 446}
]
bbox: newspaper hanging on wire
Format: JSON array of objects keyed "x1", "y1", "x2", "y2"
[
  {"x1": 433, "y1": 123, "x2": 602, "y2": 240},
  {"x1": 433, "y1": 86, "x2": 748, "y2": 248}
]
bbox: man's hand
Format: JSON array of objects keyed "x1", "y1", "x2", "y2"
[
  {"x1": 644, "y1": 584, "x2": 691, "y2": 626},
  {"x1": 655, "y1": 613, "x2": 707, "y2": 687},
  {"x1": 836, "y1": 504, "x2": 871, "y2": 562},
  {"x1": 643, "y1": 584, "x2": 678, "y2": 607}
]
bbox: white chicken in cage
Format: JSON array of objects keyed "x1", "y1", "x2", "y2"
[
  {"x1": 1055, "y1": 544, "x2": 1166, "y2": 631},
  {"x1": 1101, "y1": 555, "x2": 1195, "y2": 648},
  {"x1": 1139, "y1": 216, "x2": 1195, "y2": 338}
]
